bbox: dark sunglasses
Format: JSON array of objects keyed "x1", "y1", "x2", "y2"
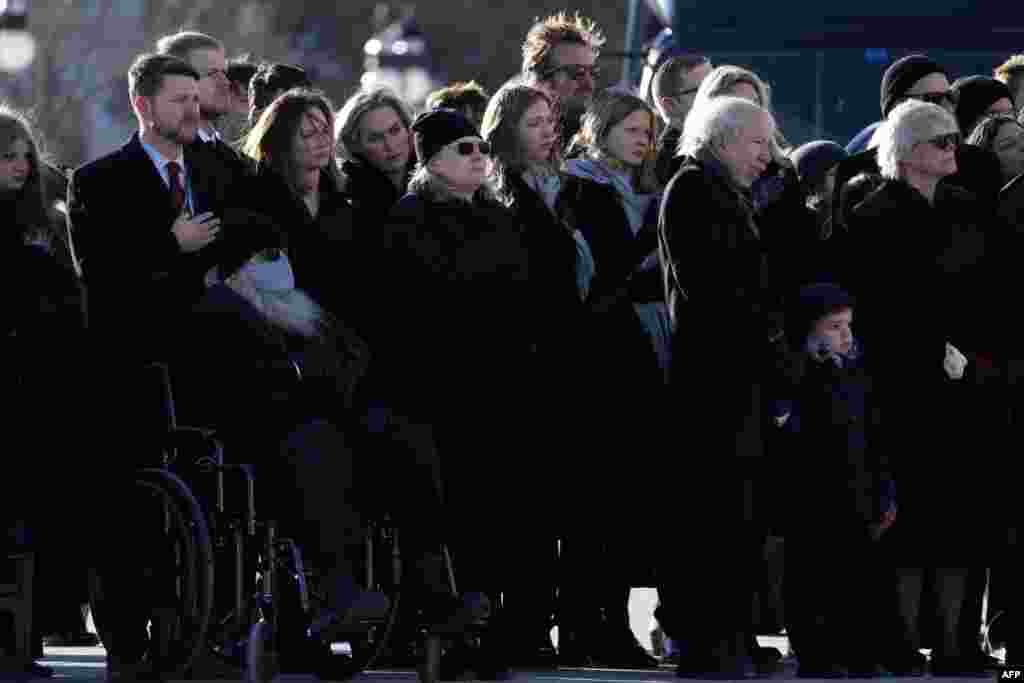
[
  {"x1": 544, "y1": 64, "x2": 602, "y2": 82},
  {"x1": 910, "y1": 89, "x2": 958, "y2": 107},
  {"x1": 925, "y1": 132, "x2": 961, "y2": 150},
  {"x1": 453, "y1": 140, "x2": 491, "y2": 156}
]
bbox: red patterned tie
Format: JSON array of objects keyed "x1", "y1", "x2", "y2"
[{"x1": 166, "y1": 161, "x2": 185, "y2": 215}]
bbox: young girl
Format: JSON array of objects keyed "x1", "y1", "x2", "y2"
[{"x1": 555, "y1": 91, "x2": 666, "y2": 669}]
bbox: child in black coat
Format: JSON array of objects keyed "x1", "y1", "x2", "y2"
[{"x1": 774, "y1": 283, "x2": 896, "y2": 678}]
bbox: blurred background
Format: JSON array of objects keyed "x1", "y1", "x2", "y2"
[{"x1": 0, "y1": 0, "x2": 1018, "y2": 168}]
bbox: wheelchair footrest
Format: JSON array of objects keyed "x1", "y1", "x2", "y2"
[{"x1": 309, "y1": 590, "x2": 391, "y2": 640}]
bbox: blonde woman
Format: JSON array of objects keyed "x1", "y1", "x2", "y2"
[{"x1": 848, "y1": 98, "x2": 991, "y2": 678}]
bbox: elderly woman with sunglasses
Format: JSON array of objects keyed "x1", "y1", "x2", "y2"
[
  {"x1": 845, "y1": 98, "x2": 996, "y2": 677},
  {"x1": 835, "y1": 55, "x2": 1004, "y2": 227},
  {"x1": 374, "y1": 107, "x2": 535, "y2": 676}
]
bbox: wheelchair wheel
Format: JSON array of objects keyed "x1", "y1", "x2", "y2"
[{"x1": 89, "y1": 468, "x2": 214, "y2": 677}]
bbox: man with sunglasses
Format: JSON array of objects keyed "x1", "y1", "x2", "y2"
[
  {"x1": 521, "y1": 12, "x2": 606, "y2": 152},
  {"x1": 833, "y1": 54, "x2": 1003, "y2": 232}
]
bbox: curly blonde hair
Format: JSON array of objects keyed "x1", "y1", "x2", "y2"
[{"x1": 521, "y1": 12, "x2": 605, "y2": 80}]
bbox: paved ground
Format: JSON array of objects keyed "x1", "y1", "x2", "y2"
[
  {"x1": 11, "y1": 590, "x2": 1008, "y2": 682},
  {"x1": 23, "y1": 640, "x2": 1008, "y2": 683}
]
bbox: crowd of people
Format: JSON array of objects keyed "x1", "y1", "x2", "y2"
[{"x1": 6, "y1": 10, "x2": 1024, "y2": 681}]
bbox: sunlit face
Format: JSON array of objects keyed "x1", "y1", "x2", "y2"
[
  {"x1": 293, "y1": 107, "x2": 333, "y2": 174},
  {"x1": 715, "y1": 110, "x2": 774, "y2": 188},
  {"x1": 992, "y1": 119, "x2": 1024, "y2": 181},
  {"x1": 902, "y1": 129, "x2": 959, "y2": 180},
  {"x1": 811, "y1": 308, "x2": 853, "y2": 356},
  {"x1": 139, "y1": 74, "x2": 201, "y2": 146},
  {"x1": 188, "y1": 47, "x2": 231, "y2": 120},
  {"x1": 0, "y1": 138, "x2": 32, "y2": 192},
  {"x1": 604, "y1": 108, "x2": 653, "y2": 167},
  {"x1": 517, "y1": 98, "x2": 558, "y2": 165},
  {"x1": 357, "y1": 106, "x2": 412, "y2": 176},
  {"x1": 540, "y1": 42, "x2": 599, "y2": 111},
  {"x1": 429, "y1": 136, "x2": 490, "y2": 194}
]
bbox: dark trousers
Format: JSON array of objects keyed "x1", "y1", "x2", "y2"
[
  {"x1": 784, "y1": 527, "x2": 885, "y2": 667},
  {"x1": 655, "y1": 476, "x2": 761, "y2": 670}
]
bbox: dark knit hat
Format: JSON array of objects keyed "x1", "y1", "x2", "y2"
[
  {"x1": 788, "y1": 141, "x2": 847, "y2": 189},
  {"x1": 411, "y1": 108, "x2": 480, "y2": 163},
  {"x1": 880, "y1": 54, "x2": 949, "y2": 118},
  {"x1": 790, "y1": 282, "x2": 855, "y2": 340},
  {"x1": 952, "y1": 75, "x2": 1015, "y2": 136}
]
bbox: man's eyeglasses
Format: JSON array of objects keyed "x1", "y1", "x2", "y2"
[
  {"x1": 908, "y1": 89, "x2": 958, "y2": 108},
  {"x1": 453, "y1": 140, "x2": 491, "y2": 156},
  {"x1": 925, "y1": 132, "x2": 961, "y2": 151},
  {"x1": 544, "y1": 64, "x2": 601, "y2": 82}
]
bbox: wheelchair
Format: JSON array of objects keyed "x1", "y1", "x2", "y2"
[{"x1": 86, "y1": 362, "x2": 490, "y2": 682}]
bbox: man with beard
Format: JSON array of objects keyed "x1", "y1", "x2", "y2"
[
  {"x1": 67, "y1": 55, "x2": 279, "y2": 679},
  {"x1": 521, "y1": 12, "x2": 605, "y2": 153},
  {"x1": 68, "y1": 53, "x2": 229, "y2": 362}
]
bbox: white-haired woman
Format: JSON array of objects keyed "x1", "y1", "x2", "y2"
[
  {"x1": 848, "y1": 98, "x2": 992, "y2": 677},
  {"x1": 656, "y1": 94, "x2": 796, "y2": 679},
  {"x1": 376, "y1": 108, "x2": 534, "y2": 676}
]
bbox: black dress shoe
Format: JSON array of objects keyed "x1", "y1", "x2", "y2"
[
  {"x1": 796, "y1": 662, "x2": 846, "y2": 678},
  {"x1": 882, "y1": 650, "x2": 926, "y2": 676},
  {"x1": 592, "y1": 627, "x2": 659, "y2": 668},
  {"x1": 506, "y1": 639, "x2": 559, "y2": 668},
  {"x1": 930, "y1": 655, "x2": 992, "y2": 678}
]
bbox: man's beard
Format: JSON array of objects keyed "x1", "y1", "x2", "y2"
[{"x1": 153, "y1": 117, "x2": 197, "y2": 146}]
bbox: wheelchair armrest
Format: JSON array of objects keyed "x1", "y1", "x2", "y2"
[{"x1": 162, "y1": 426, "x2": 221, "y2": 456}]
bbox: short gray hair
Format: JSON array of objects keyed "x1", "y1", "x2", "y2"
[
  {"x1": 678, "y1": 95, "x2": 773, "y2": 158},
  {"x1": 334, "y1": 86, "x2": 414, "y2": 164},
  {"x1": 876, "y1": 99, "x2": 958, "y2": 179}
]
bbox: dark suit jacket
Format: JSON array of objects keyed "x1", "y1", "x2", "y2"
[{"x1": 67, "y1": 133, "x2": 273, "y2": 361}]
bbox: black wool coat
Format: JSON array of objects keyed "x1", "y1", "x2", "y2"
[
  {"x1": 848, "y1": 178, "x2": 995, "y2": 561},
  {"x1": 340, "y1": 159, "x2": 410, "y2": 228},
  {"x1": 658, "y1": 155, "x2": 794, "y2": 518},
  {"x1": 555, "y1": 171, "x2": 666, "y2": 412}
]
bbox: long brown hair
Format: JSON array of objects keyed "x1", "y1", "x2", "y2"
[
  {"x1": 242, "y1": 88, "x2": 343, "y2": 198},
  {"x1": 0, "y1": 105, "x2": 50, "y2": 242},
  {"x1": 482, "y1": 84, "x2": 560, "y2": 204},
  {"x1": 574, "y1": 92, "x2": 660, "y2": 194}
]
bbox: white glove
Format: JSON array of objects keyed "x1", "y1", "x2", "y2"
[{"x1": 944, "y1": 342, "x2": 968, "y2": 380}]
